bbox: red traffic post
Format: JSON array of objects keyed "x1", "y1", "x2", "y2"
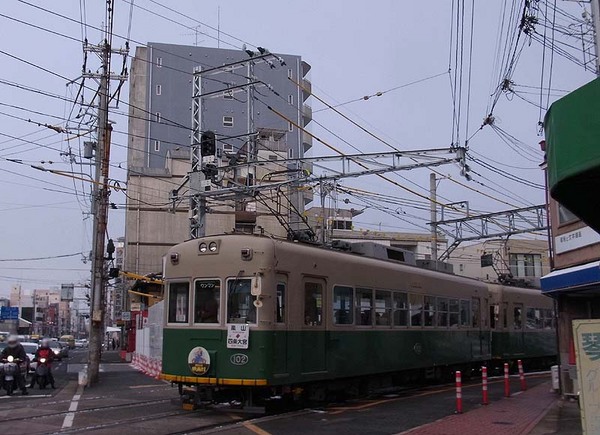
[
  {"x1": 482, "y1": 366, "x2": 489, "y2": 405},
  {"x1": 504, "y1": 362, "x2": 510, "y2": 398},
  {"x1": 455, "y1": 370, "x2": 463, "y2": 414},
  {"x1": 518, "y1": 359, "x2": 527, "y2": 391}
]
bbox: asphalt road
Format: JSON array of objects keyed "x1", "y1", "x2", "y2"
[{"x1": 0, "y1": 351, "x2": 553, "y2": 435}]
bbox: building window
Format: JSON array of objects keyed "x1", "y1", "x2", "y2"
[
  {"x1": 287, "y1": 68, "x2": 292, "y2": 79},
  {"x1": 558, "y1": 204, "x2": 578, "y2": 225},
  {"x1": 223, "y1": 143, "x2": 233, "y2": 152},
  {"x1": 156, "y1": 57, "x2": 162, "y2": 67},
  {"x1": 155, "y1": 112, "x2": 161, "y2": 123},
  {"x1": 288, "y1": 95, "x2": 293, "y2": 105},
  {"x1": 153, "y1": 140, "x2": 160, "y2": 152},
  {"x1": 223, "y1": 116, "x2": 234, "y2": 127},
  {"x1": 509, "y1": 253, "x2": 542, "y2": 277},
  {"x1": 288, "y1": 148, "x2": 294, "y2": 159},
  {"x1": 156, "y1": 85, "x2": 162, "y2": 96},
  {"x1": 288, "y1": 121, "x2": 293, "y2": 132}
]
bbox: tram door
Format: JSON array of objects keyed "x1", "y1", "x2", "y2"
[
  {"x1": 481, "y1": 298, "x2": 491, "y2": 358},
  {"x1": 301, "y1": 278, "x2": 327, "y2": 374},
  {"x1": 471, "y1": 297, "x2": 483, "y2": 359},
  {"x1": 513, "y1": 303, "x2": 525, "y2": 355},
  {"x1": 273, "y1": 275, "x2": 288, "y2": 376}
]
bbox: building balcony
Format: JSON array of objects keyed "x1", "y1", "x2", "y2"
[
  {"x1": 302, "y1": 104, "x2": 312, "y2": 127},
  {"x1": 301, "y1": 60, "x2": 311, "y2": 77},
  {"x1": 302, "y1": 78, "x2": 312, "y2": 102},
  {"x1": 302, "y1": 130, "x2": 313, "y2": 153}
]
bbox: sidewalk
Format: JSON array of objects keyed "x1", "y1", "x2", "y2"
[{"x1": 400, "y1": 381, "x2": 580, "y2": 435}]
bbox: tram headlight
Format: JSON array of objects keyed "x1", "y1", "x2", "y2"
[
  {"x1": 209, "y1": 242, "x2": 218, "y2": 252},
  {"x1": 199, "y1": 243, "x2": 208, "y2": 253}
]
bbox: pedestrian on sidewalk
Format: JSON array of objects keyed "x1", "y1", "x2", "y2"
[{"x1": 111, "y1": 338, "x2": 116, "y2": 350}]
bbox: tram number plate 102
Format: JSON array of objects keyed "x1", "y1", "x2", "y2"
[{"x1": 226, "y1": 324, "x2": 249, "y2": 349}]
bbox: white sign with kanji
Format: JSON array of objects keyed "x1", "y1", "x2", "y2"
[{"x1": 226, "y1": 323, "x2": 249, "y2": 349}]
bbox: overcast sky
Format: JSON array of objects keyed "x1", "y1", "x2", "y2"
[{"x1": 0, "y1": 0, "x2": 595, "y2": 296}]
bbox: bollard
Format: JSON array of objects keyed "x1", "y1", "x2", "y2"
[
  {"x1": 482, "y1": 366, "x2": 489, "y2": 405},
  {"x1": 455, "y1": 370, "x2": 463, "y2": 414},
  {"x1": 518, "y1": 359, "x2": 527, "y2": 391},
  {"x1": 504, "y1": 363, "x2": 510, "y2": 397}
]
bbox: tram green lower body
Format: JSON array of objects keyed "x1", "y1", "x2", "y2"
[{"x1": 162, "y1": 328, "x2": 556, "y2": 386}]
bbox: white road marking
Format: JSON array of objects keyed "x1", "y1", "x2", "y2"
[{"x1": 61, "y1": 384, "x2": 84, "y2": 429}]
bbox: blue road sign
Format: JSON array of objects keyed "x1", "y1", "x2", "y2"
[{"x1": 0, "y1": 306, "x2": 19, "y2": 320}]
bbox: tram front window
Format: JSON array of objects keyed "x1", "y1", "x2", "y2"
[
  {"x1": 168, "y1": 282, "x2": 189, "y2": 324},
  {"x1": 194, "y1": 280, "x2": 220, "y2": 324},
  {"x1": 227, "y1": 279, "x2": 256, "y2": 324}
]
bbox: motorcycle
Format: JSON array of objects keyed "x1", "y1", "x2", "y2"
[
  {"x1": 34, "y1": 357, "x2": 51, "y2": 389},
  {"x1": 2, "y1": 356, "x2": 22, "y2": 396}
]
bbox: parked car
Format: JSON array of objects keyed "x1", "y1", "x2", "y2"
[{"x1": 75, "y1": 339, "x2": 88, "y2": 348}]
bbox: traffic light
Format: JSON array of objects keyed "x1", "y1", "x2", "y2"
[{"x1": 200, "y1": 131, "x2": 216, "y2": 157}]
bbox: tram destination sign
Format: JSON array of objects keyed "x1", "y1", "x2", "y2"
[{"x1": 226, "y1": 324, "x2": 249, "y2": 349}]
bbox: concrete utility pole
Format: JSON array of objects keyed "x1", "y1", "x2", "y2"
[
  {"x1": 84, "y1": 1, "x2": 128, "y2": 385},
  {"x1": 592, "y1": 0, "x2": 600, "y2": 75},
  {"x1": 87, "y1": 37, "x2": 111, "y2": 386},
  {"x1": 430, "y1": 173, "x2": 438, "y2": 263}
]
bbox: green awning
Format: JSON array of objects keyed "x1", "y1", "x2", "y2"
[{"x1": 545, "y1": 77, "x2": 600, "y2": 231}]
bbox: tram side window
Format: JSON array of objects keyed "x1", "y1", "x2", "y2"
[
  {"x1": 490, "y1": 304, "x2": 499, "y2": 329},
  {"x1": 460, "y1": 300, "x2": 471, "y2": 327},
  {"x1": 409, "y1": 294, "x2": 423, "y2": 327},
  {"x1": 513, "y1": 304, "x2": 523, "y2": 329},
  {"x1": 503, "y1": 302, "x2": 508, "y2": 328},
  {"x1": 393, "y1": 292, "x2": 409, "y2": 326},
  {"x1": 304, "y1": 282, "x2": 323, "y2": 326},
  {"x1": 356, "y1": 288, "x2": 373, "y2": 326},
  {"x1": 168, "y1": 282, "x2": 189, "y2": 324},
  {"x1": 194, "y1": 280, "x2": 220, "y2": 324},
  {"x1": 333, "y1": 286, "x2": 354, "y2": 325},
  {"x1": 227, "y1": 279, "x2": 256, "y2": 324},
  {"x1": 472, "y1": 297, "x2": 480, "y2": 328},
  {"x1": 423, "y1": 295, "x2": 435, "y2": 327},
  {"x1": 449, "y1": 298, "x2": 460, "y2": 327},
  {"x1": 276, "y1": 283, "x2": 286, "y2": 323},
  {"x1": 437, "y1": 297, "x2": 449, "y2": 327},
  {"x1": 526, "y1": 308, "x2": 543, "y2": 329},
  {"x1": 543, "y1": 309, "x2": 554, "y2": 329},
  {"x1": 375, "y1": 290, "x2": 392, "y2": 326}
]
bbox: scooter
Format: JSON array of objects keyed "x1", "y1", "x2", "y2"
[
  {"x1": 2, "y1": 356, "x2": 22, "y2": 396},
  {"x1": 34, "y1": 358, "x2": 51, "y2": 389}
]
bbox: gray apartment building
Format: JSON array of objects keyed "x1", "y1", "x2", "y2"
[{"x1": 124, "y1": 43, "x2": 313, "y2": 276}]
